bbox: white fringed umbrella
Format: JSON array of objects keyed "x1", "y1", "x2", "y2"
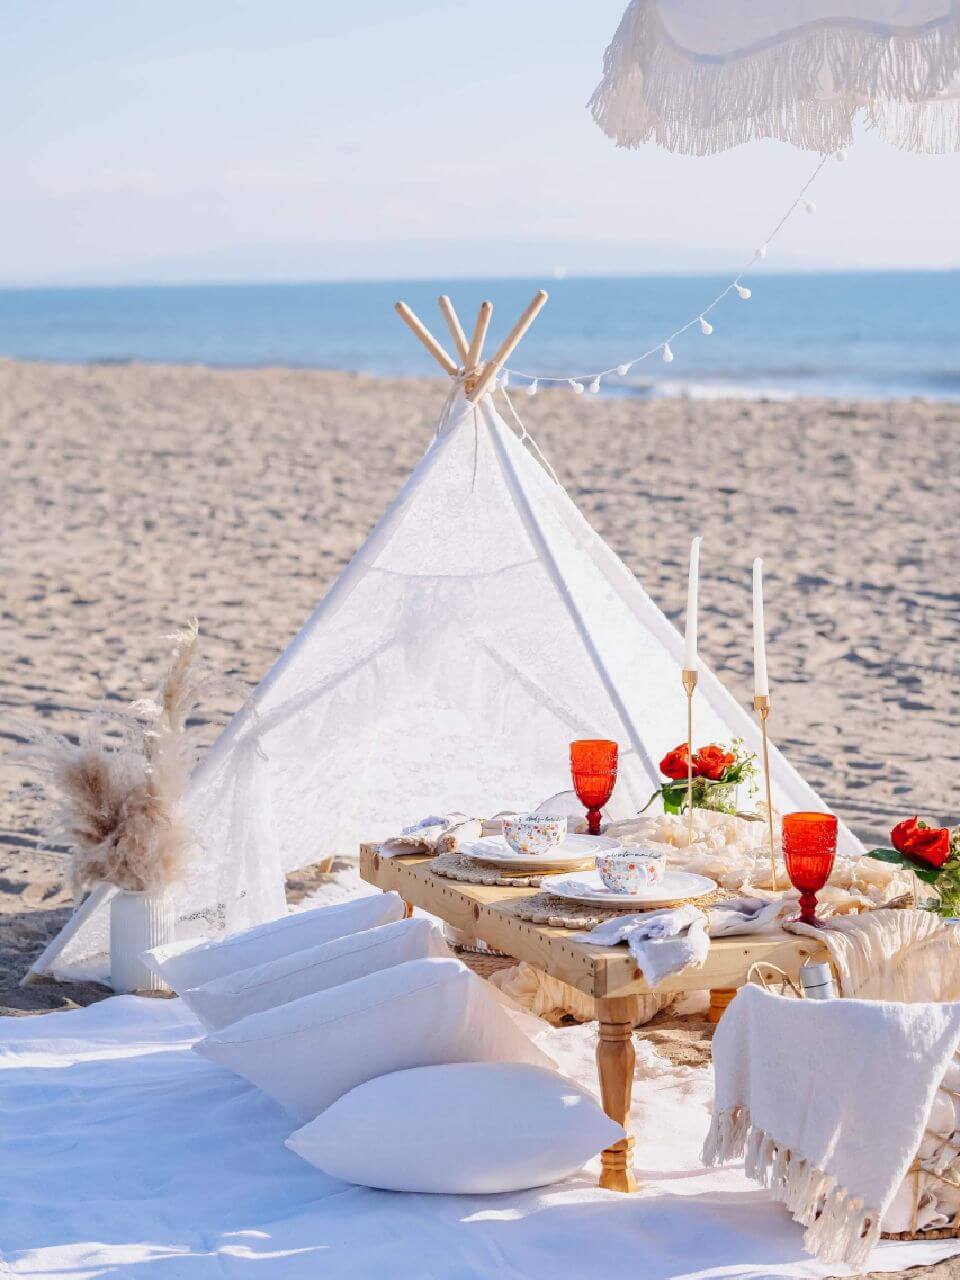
[{"x1": 591, "y1": 0, "x2": 960, "y2": 154}]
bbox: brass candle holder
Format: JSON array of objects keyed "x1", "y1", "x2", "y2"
[
  {"x1": 753, "y1": 693, "x2": 777, "y2": 889},
  {"x1": 682, "y1": 668, "x2": 698, "y2": 846}
]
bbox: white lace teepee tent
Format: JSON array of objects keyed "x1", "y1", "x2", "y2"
[{"x1": 29, "y1": 290, "x2": 860, "y2": 984}]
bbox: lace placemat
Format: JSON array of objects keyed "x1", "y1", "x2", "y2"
[
  {"x1": 501, "y1": 886, "x2": 729, "y2": 930},
  {"x1": 429, "y1": 852, "x2": 549, "y2": 887}
]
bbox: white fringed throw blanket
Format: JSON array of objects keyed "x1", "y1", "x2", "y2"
[{"x1": 703, "y1": 984, "x2": 960, "y2": 1269}]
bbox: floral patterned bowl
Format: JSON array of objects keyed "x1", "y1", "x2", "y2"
[
  {"x1": 502, "y1": 815, "x2": 568, "y2": 857},
  {"x1": 596, "y1": 845, "x2": 666, "y2": 894}
]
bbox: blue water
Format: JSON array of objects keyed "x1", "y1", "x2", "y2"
[{"x1": 0, "y1": 272, "x2": 957, "y2": 399}]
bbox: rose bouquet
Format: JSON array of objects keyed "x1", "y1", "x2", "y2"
[
  {"x1": 867, "y1": 817, "x2": 960, "y2": 916},
  {"x1": 643, "y1": 738, "x2": 757, "y2": 816}
]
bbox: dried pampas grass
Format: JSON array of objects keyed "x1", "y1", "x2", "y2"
[{"x1": 10, "y1": 621, "x2": 243, "y2": 896}]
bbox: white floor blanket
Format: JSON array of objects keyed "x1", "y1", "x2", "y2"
[{"x1": 3, "y1": 997, "x2": 960, "y2": 1279}]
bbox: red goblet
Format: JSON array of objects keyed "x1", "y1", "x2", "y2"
[
  {"x1": 570, "y1": 739, "x2": 618, "y2": 836},
  {"x1": 782, "y1": 811, "x2": 838, "y2": 927}
]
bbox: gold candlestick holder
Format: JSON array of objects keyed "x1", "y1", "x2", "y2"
[
  {"x1": 682, "y1": 668, "x2": 698, "y2": 847},
  {"x1": 754, "y1": 693, "x2": 777, "y2": 890}
]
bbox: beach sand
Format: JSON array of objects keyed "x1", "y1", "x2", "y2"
[
  {"x1": 1, "y1": 359, "x2": 958, "y2": 1006},
  {"x1": 2, "y1": 360, "x2": 959, "y2": 1273}
]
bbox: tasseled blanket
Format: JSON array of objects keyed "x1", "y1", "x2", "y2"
[{"x1": 703, "y1": 984, "x2": 960, "y2": 1269}]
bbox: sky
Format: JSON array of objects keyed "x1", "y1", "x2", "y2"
[{"x1": 2, "y1": 0, "x2": 959, "y2": 286}]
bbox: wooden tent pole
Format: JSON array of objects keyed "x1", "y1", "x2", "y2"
[
  {"x1": 468, "y1": 289, "x2": 548, "y2": 402},
  {"x1": 394, "y1": 302, "x2": 458, "y2": 377},
  {"x1": 438, "y1": 296, "x2": 469, "y2": 364},
  {"x1": 465, "y1": 300, "x2": 493, "y2": 373}
]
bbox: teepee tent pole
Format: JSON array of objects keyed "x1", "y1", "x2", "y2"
[
  {"x1": 438, "y1": 296, "x2": 469, "y2": 364},
  {"x1": 468, "y1": 290, "x2": 548, "y2": 402},
  {"x1": 395, "y1": 302, "x2": 459, "y2": 376},
  {"x1": 465, "y1": 300, "x2": 493, "y2": 372}
]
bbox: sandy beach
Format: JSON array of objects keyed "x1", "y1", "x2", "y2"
[{"x1": 1, "y1": 359, "x2": 958, "y2": 1002}]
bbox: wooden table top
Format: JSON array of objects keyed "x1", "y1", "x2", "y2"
[{"x1": 359, "y1": 844, "x2": 827, "y2": 1001}]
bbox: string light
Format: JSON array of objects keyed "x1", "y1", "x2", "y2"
[{"x1": 505, "y1": 152, "x2": 833, "y2": 393}]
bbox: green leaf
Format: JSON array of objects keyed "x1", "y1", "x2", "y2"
[{"x1": 867, "y1": 846, "x2": 942, "y2": 886}]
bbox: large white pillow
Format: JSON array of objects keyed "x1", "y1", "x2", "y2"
[
  {"x1": 144, "y1": 893, "x2": 406, "y2": 994},
  {"x1": 286, "y1": 1062, "x2": 624, "y2": 1193},
  {"x1": 182, "y1": 917, "x2": 451, "y2": 1031},
  {"x1": 193, "y1": 956, "x2": 554, "y2": 1121}
]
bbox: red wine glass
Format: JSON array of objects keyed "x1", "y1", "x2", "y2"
[
  {"x1": 782, "y1": 811, "x2": 838, "y2": 927},
  {"x1": 570, "y1": 739, "x2": 618, "y2": 836}
]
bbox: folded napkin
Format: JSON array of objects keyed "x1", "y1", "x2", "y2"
[
  {"x1": 703, "y1": 983, "x2": 960, "y2": 1269},
  {"x1": 380, "y1": 813, "x2": 483, "y2": 857},
  {"x1": 575, "y1": 896, "x2": 782, "y2": 988}
]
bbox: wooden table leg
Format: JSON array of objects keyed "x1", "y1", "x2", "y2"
[
  {"x1": 596, "y1": 996, "x2": 638, "y2": 1192},
  {"x1": 708, "y1": 987, "x2": 737, "y2": 1023},
  {"x1": 402, "y1": 899, "x2": 414, "y2": 918}
]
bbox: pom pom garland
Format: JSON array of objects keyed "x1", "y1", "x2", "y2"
[{"x1": 500, "y1": 154, "x2": 830, "y2": 395}]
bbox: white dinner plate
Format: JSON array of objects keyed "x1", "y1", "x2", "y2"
[
  {"x1": 458, "y1": 834, "x2": 621, "y2": 872},
  {"x1": 539, "y1": 868, "x2": 716, "y2": 909}
]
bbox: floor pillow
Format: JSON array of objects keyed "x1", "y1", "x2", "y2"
[
  {"x1": 286, "y1": 1061, "x2": 624, "y2": 1193},
  {"x1": 193, "y1": 956, "x2": 554, "y2": 1121},
  {"x1": 182, "y1": 916, "x2": 450, "y2": 1030}
]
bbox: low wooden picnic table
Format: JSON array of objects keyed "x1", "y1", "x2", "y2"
[{"x1": 359, "y1": 843, "x2": 828, "y2": 1193}]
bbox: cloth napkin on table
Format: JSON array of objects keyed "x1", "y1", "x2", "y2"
[
  {"x1": 380, "y1": 814, "x2": 483, "y2": 857},
  {"x1": 575, "y1": 896, "x2": 782, "y2": 988},
  {"x1": 703, "y1": 983, "x2": 960, "y2": 1269}
]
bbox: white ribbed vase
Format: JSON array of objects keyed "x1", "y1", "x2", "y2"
[{"x1": 109, "y1": 890, "x2": 174, "y2": 994}]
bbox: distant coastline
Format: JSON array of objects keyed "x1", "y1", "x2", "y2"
[{"x1": 0, "y1": 272, "x2": 957, "y2": 401}]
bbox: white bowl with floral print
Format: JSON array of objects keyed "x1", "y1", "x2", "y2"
[
  {"x1": 596, "y1": 845, "x2": 666, "y2": 894},
  {"x1": 502, "y1": 814, "x2": 568, "y2": 857}
]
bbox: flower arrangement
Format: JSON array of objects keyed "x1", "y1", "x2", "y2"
[
  {"x1": 644, "y1": 738, "x2": 757, "y2": 816},
  {"x1": 867, "y1": 817, "x2": 960, "y2": 917},
  {"x1": 11, "y1": 621, "x2": 240, "y2": 898}
]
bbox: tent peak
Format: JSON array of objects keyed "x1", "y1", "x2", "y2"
[{"x1": 395, "y1": 289, "x2": 548, "y2": 402}]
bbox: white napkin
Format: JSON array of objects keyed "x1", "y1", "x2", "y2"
[
  {"x1": 575, "y1": 896, "x2": 783, "y2": 987},
  {"x1": 575, "y1": 904, "x2": 709, "y2": 988},
  {"x1": 380, "y1": 813, "x2": 483, "y2": 857}
]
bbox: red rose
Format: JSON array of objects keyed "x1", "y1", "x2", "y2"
[
  {"x1": 890, "y1": 817, "x2": 951, "y2": 869},
  {"x1": 659, "y1": 744, "x2": 692, "y2": 780},
  {"x1": 693, "y1": 744, "x2": 736, "y2": 782}
]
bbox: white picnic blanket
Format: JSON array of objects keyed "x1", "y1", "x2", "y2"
[
  {"x1": 5, "y1": 993, "x2": 960, "y2": 1278},
  {"x1": 703, "y1": 984, "x2": 960, "y2": 1269}
]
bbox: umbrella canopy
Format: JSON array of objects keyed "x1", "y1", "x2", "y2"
[{"x1": 591, "y1": 0, "x2": 960, "y2": 154}]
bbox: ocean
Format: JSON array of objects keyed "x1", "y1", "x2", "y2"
[{"x1": 0, "y1": 272, "x2": 957, "y2": 400}]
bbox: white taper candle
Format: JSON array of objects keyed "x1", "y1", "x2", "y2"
[
  {"x1": 683, "y1": 536, "x2": 701, "y2": 670},
  {"x1": 753, "y1": 557, "x2": 770, "y2": 698}
]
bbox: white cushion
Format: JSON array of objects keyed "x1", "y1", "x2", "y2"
[
  {"x1": 182, "y1": 917, "x2": 451, "y2": 1031},
  {"x1": 193, "y1": 956, "x2": 554, "y2": 1122},
  {"x1": 144, "y1": 893, "x2": 406, "y2": 994},
  {"x1": 286, "y1": 1062, "x2": 624, "y2": 1193}
]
